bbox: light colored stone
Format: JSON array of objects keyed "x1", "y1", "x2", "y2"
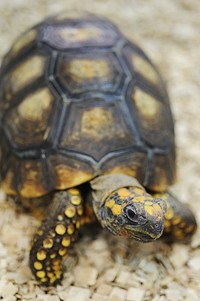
[
  {"x1": 37, "y1": 295, "x2": 60, "y2": 301},
  {"x1": 96, "y1": 283, "x2": 112, "y2": 295},
  {"x1": 0, "y1": 242, "x2": 7, "y2": 258},
  {"x1": 108, "y1": 287, "x2": 126, "y2": 301},
  {"x1": 165, "y1": 289, "x2": 183, "y2": 301},
  {"x1": 74, "y1": 266, "x2": 98, "y2": 286},
  {"x1": 2, "y1": 296, "x2": 17, "y2": 301},
  {"x1": 91, "y1": 293, "x2": 107, "y2": 301},
  {"x1": 127, "y1": 288, "x2": 145, "y2": 301},
  {"x1": 0, "y1": 189, "x2": 6, "y2": 202},
  {"x1": 0, "y1": 281, "x2": 18, "y2": 298},
  {"x1": 63, "y1": 287, "x2": 91, "y2": 301},
  {"x1": 104, "y1": 267, "x2": 118, "y2": 282},
  {"x1": 169, "y1": 245, "x2": 189, "y2": 268},
  {"x1": 185, "y1": 288, "x2": 199, "y2": 301},
  {"x1": 188, "y1": 256, "x2": 200, "y2": 271},
  {"x1": 116, "y1": 270, "x2": 131, "y2": 286}
]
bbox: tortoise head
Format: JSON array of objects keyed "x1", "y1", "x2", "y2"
[{"x1": 91, "y1": 174, "x2": 166, "y2": 242}]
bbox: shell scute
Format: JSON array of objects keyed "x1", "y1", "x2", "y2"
[
  {"x1": 4, "y1": 87, "x2": 56, "y2": 149},
  {"x1": 56, "y1": 52, "x2": 124, "y2": 95},
  {"x1": 39, "y1": 19, "x2": 119, "y2": 49}
]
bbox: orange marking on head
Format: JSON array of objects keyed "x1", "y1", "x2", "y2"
[
  {"x1": 133, "y1": 187, "x2": 144, "y2": 195},
  {"x1": 117, "y1": 188, "x2": 131, "y2": 199},
  {"x1": 133, "y1": 196, "x2": 147, "y2": 203},
  {"x1": 106, "y1": 199, "x2": 115, "y2": 208},
  {"x1": 111, "y1": 204, "x2": 122, "y2": 216}
]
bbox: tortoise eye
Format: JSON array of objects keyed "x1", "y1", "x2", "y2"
[
  {"x1": 126, "y1": 208, "x2": 136, "y2": 220},
  {"x1": 124, "y1": 205, "x2": 147, "y2": 226},
  {"x1": 124, "y1": 206, "x2": 139, "y2": 225}
]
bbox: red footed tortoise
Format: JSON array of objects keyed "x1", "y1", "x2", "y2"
[{"x1": 0, "y1": 13, "x2": 197, "y2": 286}]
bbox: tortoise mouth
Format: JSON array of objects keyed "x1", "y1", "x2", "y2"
[
  {"x1": 131, "y1": 231, "x2": 160, "y2": 242},
  {"x1": 124, "y1": 222, "x2": 164, "y2": 242}
]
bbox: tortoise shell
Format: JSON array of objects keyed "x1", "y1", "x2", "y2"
[{"x1": 0, "y1": 15, "x2": 175, "y2": 198}]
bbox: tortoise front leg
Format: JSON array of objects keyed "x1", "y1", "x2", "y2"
[
  {"x1": 29, "y1": 188, "x2": 85, "y2": 286},
  {"x1": 154, "y1": 192, "x2": 197, "y2": 242}
]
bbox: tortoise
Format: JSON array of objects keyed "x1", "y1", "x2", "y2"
[{"x1": 0, "y1": 13, "x2": 197, "y2": 286}]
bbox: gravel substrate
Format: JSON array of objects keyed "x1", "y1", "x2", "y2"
[{"x1": 0, "y1": 0, "x2": 200, "y2": 300}]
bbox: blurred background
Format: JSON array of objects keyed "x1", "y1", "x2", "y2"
[{"x1": 0, "y1": 0, "x2": 200, "y2": 300}]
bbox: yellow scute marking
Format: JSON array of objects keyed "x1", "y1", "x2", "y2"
[
  {"x1": 81, "y1": 107, "x2": 115, "y2": 140},
  {"x1": 67, "y1": 58, "x2": 111, "y2": 82},
  {"x1": 9, "y1": 55, "x2": 45, "y2": 93},
  {"x1": 11, "y1": 30, "x2": 36, "y2": 57},
  {"x1": 133, "y1": 88, "x2": 160, "y2": 119},
  {"x1": 54, "y1": 164, "x2": 93, "y2": 189},
  {"x1": 20, "y1": 181, "x2": 47, "y2": 198},
  {"x1": 57, "y1": 26, "x2": 101, "y2": 43},
  {"x1": 132, "y1": 53, "x2": 159, "y2": 85},
  {"x1": 18, "y1": 88, "x2": 52, "y2": 121},
  {"x1": 1, "y1": 170, "x2": 17, "y2": 195}
]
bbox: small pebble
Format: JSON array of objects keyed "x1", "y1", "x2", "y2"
[
  {"x1": 0, "y1": 281, "x2": 18, "y2": 298},
  {"x1": 169, "y1": 245, "x2": 189, "y2": 268},
  {"x1": 107, "y1": 287, "x2": 126, "y2": 301},
  {"x1": 0, "y1": 189, "x2": 6, "y2": 202},
  {"x1": 104, "y1": 267, "x2": 118, "y2": 282},
  {"x1": 127, "y1": 288, "x2": 145, "y2": 301},
  {"x1": 165, "y1": 289, "x2": 183, "y2": 301},
  {"x1": 116, "y1": 270, "x2": 131, "y2": 286},
  {"x1": 2, "y1": 297, "x2": 16, "y2": 301},
  {"x1": 64, "y1": 286, "x2": 91, "y2": 301},
  {"x1": 188, "y1": 256, "x2": 200, "y2": 271},
  {"x1": 96, "y1": 283, "x2": 112, "y2": 295},
  {"x1": 185, "y1": 288, "x2": 199, "y2": 301},
  {"x1": 74, "y1": 266, "x2": 98, "y2": 286},
  {"x1": 91, "y1": 293, "x2": 107, "y2": 301},
  {"x1": 37, "y1": 295, "x2": 60, "y2": 301}
]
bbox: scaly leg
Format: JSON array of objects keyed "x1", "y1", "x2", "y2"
[
  {"x1": 154, "y1": 192, "x2": 197, "y2": 242},
  {"x1": 29, "y1": 188, "x2": 86, "y2": 286}
]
